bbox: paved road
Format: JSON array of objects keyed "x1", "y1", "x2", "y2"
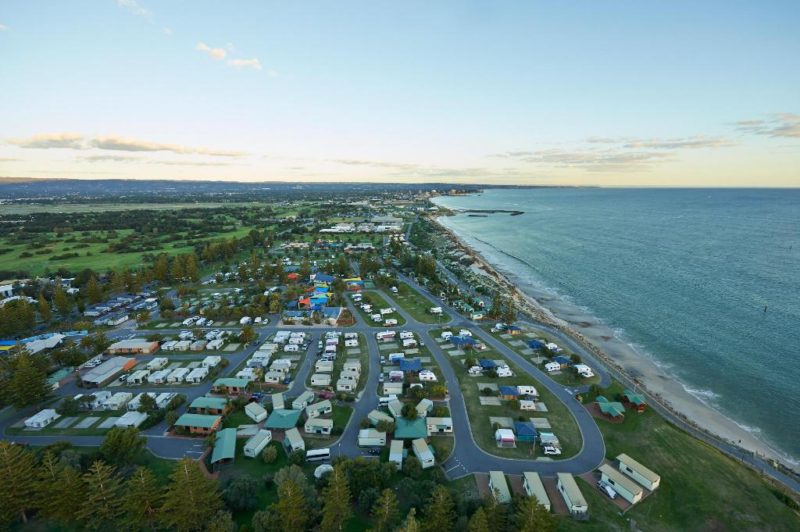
[{"x1": 2, "y1": 277, "x2": 611, "y2": 478}]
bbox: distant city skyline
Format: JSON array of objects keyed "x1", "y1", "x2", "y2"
[{"x1": 1, "y1": 1, "x2": 798, "y2": 186}]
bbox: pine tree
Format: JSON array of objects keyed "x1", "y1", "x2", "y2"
[
  {"x1": 9, "y1": 350, "x2": 49, "y2": 408},
  {"x1": 398, "y1": 507, "x2": 421, "y2": 532},
  {"x1": 275, "y1": 479, "x2": 309, "y2": 532},
  {"x1": 371, "y1": 488, "x2": 400, "y2": 532},
  {"x1": 320, "y1": 466, "x2": 352, "y2": 532},
  {"x1": 100, "y1": 426, "x2": 145, "y2": 465},
  {"x1": 468, "y1": 507, "x2": 490, "y2": 532},
  {"x1": 153, "y1": 254, "x2": 170, "y2": 282},
  {"x1": 207, "y1": 510, "x2": 236, "y2": 532},
  {"x1": 299, "y1": 257, "x2": 312, "y2": 280},
  {"x1": 160, "y1": 458, "x2": 223, "y2": 531},
  {"x1": 37, "y1": 292, "x2": 52, "y2": 321},
  {"x1": 124, "y1": 466, "x2": 163, "y2": 530},
  {"x1": 185, "y1": 253, "x2": 200, "y2": 282},
  {"x1": 46, "y1": 464, "x2": 85, "y2": 526},
  {"x1": 53, "y1": 283, "x2": 71, "y2": 316},
  {"x1": 0, "y1": 441, "x2": 38, "y2": 525},
  {"x1": 515, "y1": 495, "x2": 555, "y2": 532},
  {"x1": 35, "y1": 451, "x2": 61, "y2": 518},
  {"x1": 78, "y1": 460, "x2": 124, "y2": 530},
  {"x1": 170, "y1": 256, "x2": 185, "y2": 283},
  {"x1": 422, "y1": 485, "x2": 456, "y2": 532},
  {"x1": 86, "y1": 275, "x2": 102, "y2": 303}
]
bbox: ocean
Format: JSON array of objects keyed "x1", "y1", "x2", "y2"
[{"x1": 432, "y1": 188, "x2": 800, "y2": 462}]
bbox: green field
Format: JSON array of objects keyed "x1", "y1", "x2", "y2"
[
  {"x1": 431, "y1": 328, "x2": 582, "y2": 459},
  {"x1": 349, "y1": 291, "x2": 407, "y2": 327},
  {"x1": 388, "y1": 282, "x2": 451, "y2": 324},
  {"x1": 555, "y1": 382, "x2": 800, "y2": 531},
  {"x1": 0, "y1": 225, "x2": 255, "y2": 276}
]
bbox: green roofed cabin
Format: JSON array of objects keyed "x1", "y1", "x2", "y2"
[
  {"x1": 394, "y1": 417, "x2": 427, "y2": 439},
  {"x1": 210, "y1": 428, "x2": 237, "y2": 467},
  {"x1": 265, "y1": 408, "x2": 302, "y2": 430},
  {"x1": 622, "y1": 389, "x2": 647, "y2": 412},
  {"x1": 213, "y1": 377, "x2": 250, "y2": 396},
  {"x1": 175, "y1": 413, "x2": 222, "y2": 435},
  {"x1": 596, "y1": 395, "x2": 625, "y2": 419},
  {"x1": 189, "y1": 396, "x2": 228, "y2": 415}
]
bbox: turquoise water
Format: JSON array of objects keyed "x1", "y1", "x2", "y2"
[{"x1": 433, "y1": 188, "x2": 800, "y2": 461}]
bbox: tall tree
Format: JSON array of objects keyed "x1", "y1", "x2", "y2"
[
  {"x1": 153, "y1": 254, "x2": 170, "y2": 283},
  {"x1": 514, "y1": 495, "x2": 555, "y2": 532},
  {"x1": 170, "y1": 256, "x2": 185, "y2": 283},
  {"x1": 100, "y1": 426, "x2": 145, "y2": 465},
  {"x1": 397, "y1": 507, "x2": 421, "y2": 532},
  {"x1": 422, "y1": 485, "x2": 456, "y2": 532},
  {"x1": 371, "y1": 488, "x2": 400, "y2": 532},
  {"x1": 124, "y1": 466, "x2": 163, "y2": 531},
  {"x1": 0, "y1": 441, "x2": 38, "y2": 526},
  {"x1": 37, "y1": 292, "x2": 52, "y2": 321},
  {"x1": 274, "y1": 479, "x2": 309, "y2": 532},
  {"x1": 160, "y1": 458, "x2": 223, "y2": 531},
  {"x1": 45, "y1": 464, "x2": 85, "y2": 526},
  {"x1": 78, "y1": 460, "x2": 124, "y2": 530},
  {"x1": 185, "y1": 253, "x2": 200, "y2": 282},
  {"x1": 468, "y1": 507, "x2": 490, "y2": 532},
  {"x1": 320, "y1": 466, "x2": 352, "y2": 532},
  {"x1": 53, "y1": 283, "x2": 72, "y2": 316},
  {"x1": 35, "y1": 451, "x2": 62, "y2": 516},
  {"x1": 86, "y1": 275, "x2": 103, "y2": 304},
  {"x1": 9, "y1": 350, "x2": 49, "y2": 408}
]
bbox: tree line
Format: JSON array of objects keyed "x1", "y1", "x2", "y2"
[{"x1": 0, "y1": 436, "x2": 555, "y2": 532}]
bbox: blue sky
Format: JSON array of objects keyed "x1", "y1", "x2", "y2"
[{"x1": 0, "y1": 0, "x2": 798, "y2": 185}]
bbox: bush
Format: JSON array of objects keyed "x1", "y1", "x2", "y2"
[
  {"x1": 403, "y1": 456, "x2": 423, "y2": 479},
  {"x1": 222, "y1": 475, "x2": 260, "y2": 512},
  {"x1": 262, "y1": 445, "x2": 278, "y2": 464},
  {"x1": 359, "y1": 418, "x2": 371, "y2": 429},
  {"x1": 287, "y1": 449, "x2": 305, "y2": 465}
]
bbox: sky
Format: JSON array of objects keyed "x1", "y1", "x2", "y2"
[{"x1": 0, "y1": 0, "x2": 798, "y2": 186}]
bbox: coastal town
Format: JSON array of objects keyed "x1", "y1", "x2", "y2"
[{"x1": 0, "y1": 185, "x2": 797, "y2": 531}]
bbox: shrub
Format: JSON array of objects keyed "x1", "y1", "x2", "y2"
[{"x1": 262, "y1": 445, "x2": 278, "y2": 464}]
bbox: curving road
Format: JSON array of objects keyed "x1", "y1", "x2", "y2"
[{"x1": 1, "y1": 277, "x2": 609, "y2": 479}]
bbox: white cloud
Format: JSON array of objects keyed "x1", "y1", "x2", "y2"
[
  {"x1": 737, "y1": 113, "x2": 800, "y2": 139},
  {"x1": 90, "y1": 135, "x2": 245, "y2": 157},
  {"x1": 117, "y1": 0, "x2": 151, "y2": 19},
  {"x1": 7, "y1": 132, "x2": 246, "y2": 158},
  {"x1": 9, "y1": 132, "x2": 85, "y2": 149},
  {"x1": 163, "y1": 27, "x2": 172, "y2": 36},
  {"x1": 196, "y1": 42, "x2": 227, "y2": 61},
  {"x1": 227, "y1": 58, "x2": 263, "y2": 71},
  {"x1": 0, "y1": 23, "x2": 8, "y2": 31}
]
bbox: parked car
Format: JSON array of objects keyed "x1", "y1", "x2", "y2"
[
  {"x1": 542, "y1": 444, "x2": 561, "y2": 456},
  {"x1": 378, "y1": 374, "x2": 385, "y2": 383},
  {"x1": 597, "y1": 480, "x2": 617, "y2": 499},
  {"x1": 368, "y1": 447, "x2": 381, "y2": 455}
]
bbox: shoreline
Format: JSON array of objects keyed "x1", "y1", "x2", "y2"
[{"x1": 430, "y1": 213, "x2": 797, "y2": 470}]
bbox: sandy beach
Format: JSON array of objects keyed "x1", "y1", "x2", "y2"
[{"x1": 433, "y1": 214, "x2": 795, "y2": 468}]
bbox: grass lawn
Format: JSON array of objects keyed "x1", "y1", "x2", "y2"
[
  {"x1": 390, "y1": 282, "x2": 451, "y2": 324},
  {"x1": 223, "y1": 408, "x2": 253, "y2": 429},
  {"x1": 555, "y1": 382, "x2": 800, "y2": 531},
  {"x1": 0, "y1": 224, "x2": 256, "y2": 276},
  {"x1": 430, "y1": 434, "x2": 455, "y2": 462},
  {"x1": 481, "y1": 324, "x2": 601, "y2": 387},
  {"x1": 431, "y1": 328, "x2": 582, "y2": 459},
  {"x1": 349, "y1": 291, "x2": 407, "y2": 328}
]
